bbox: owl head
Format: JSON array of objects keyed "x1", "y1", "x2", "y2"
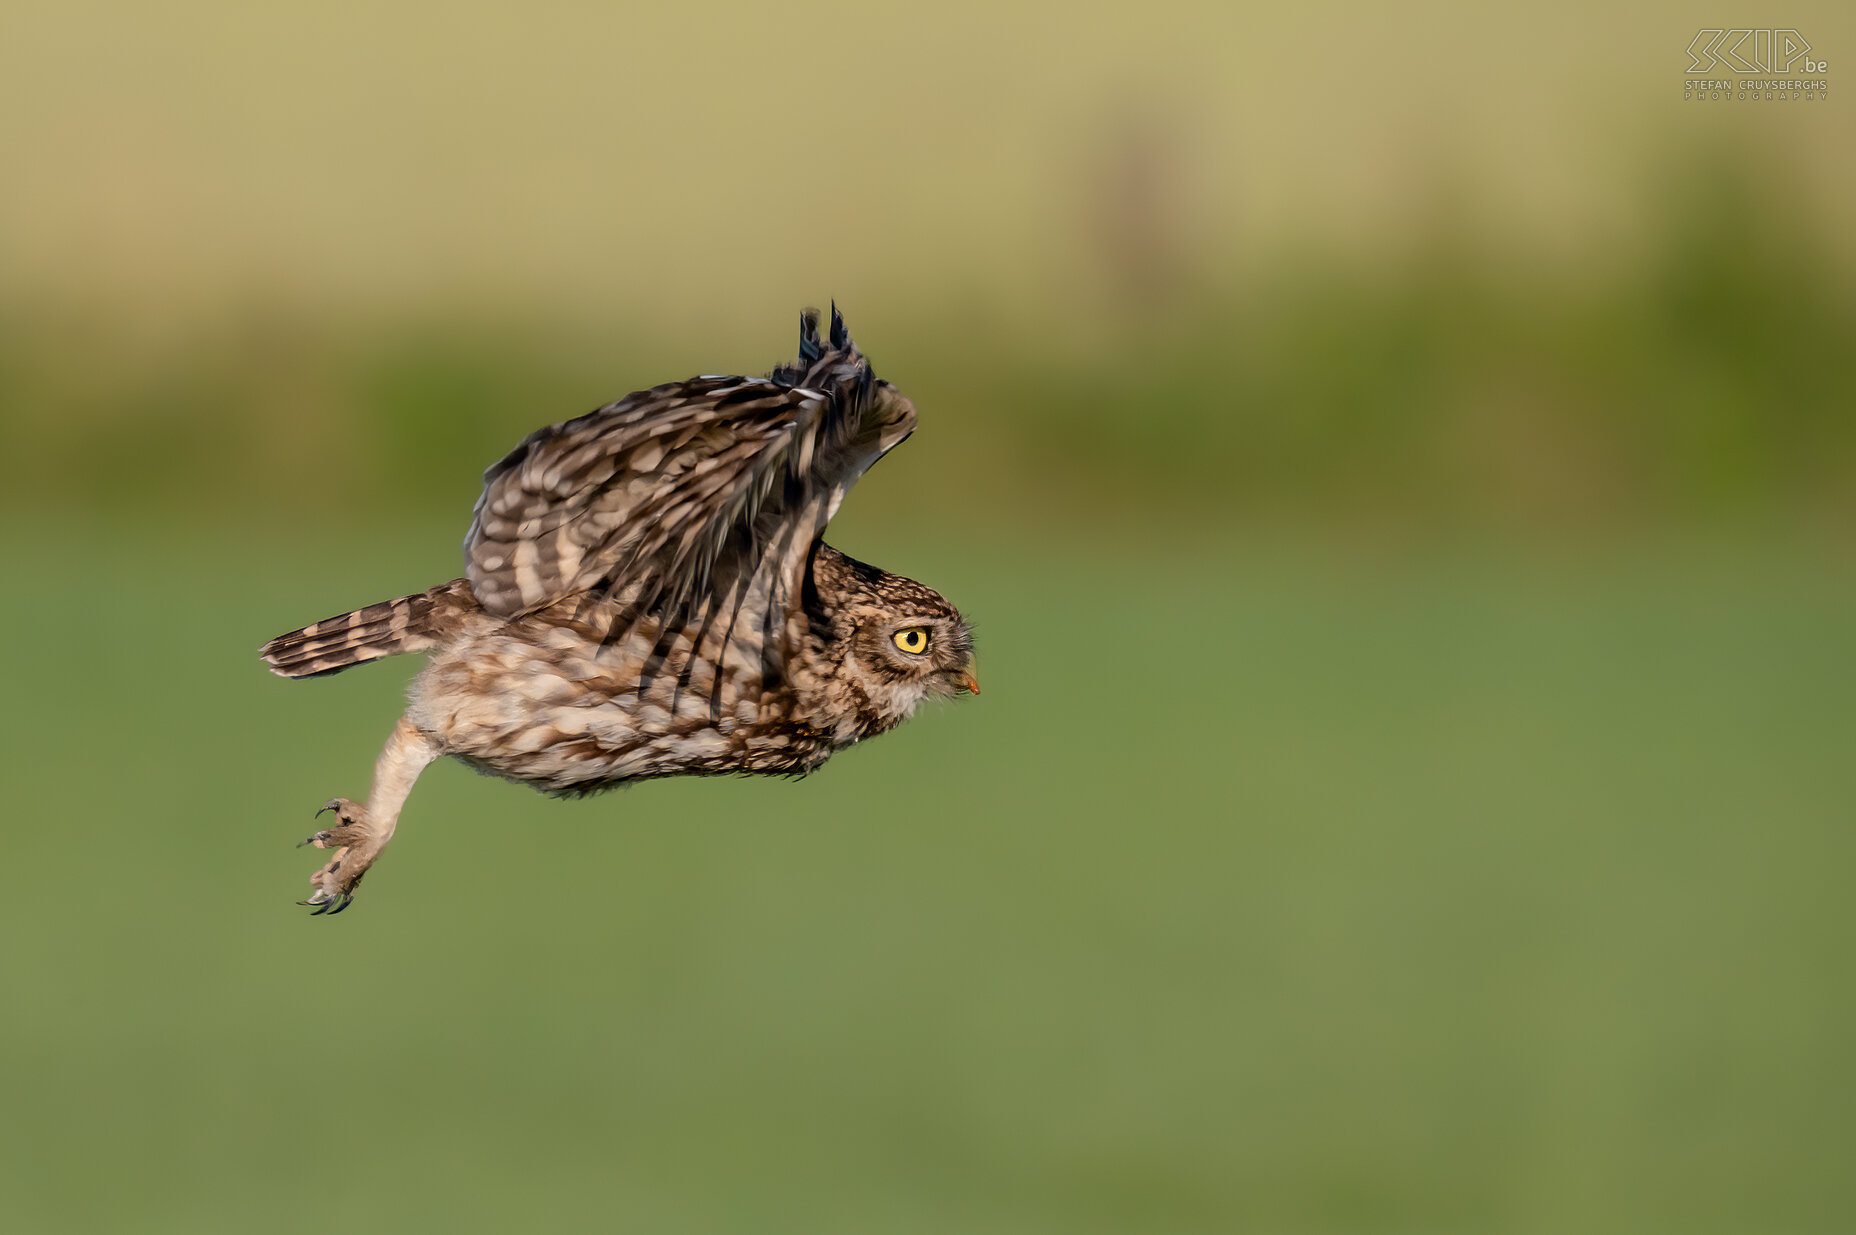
[{"x1": 809, "y1": 544, "x2": 977, "y2": 739}]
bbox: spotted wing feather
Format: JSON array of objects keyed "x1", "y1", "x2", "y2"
[{"x1": 463, "y1": 308, "x2": 916, "y2": 629}]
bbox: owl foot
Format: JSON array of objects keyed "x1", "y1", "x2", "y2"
[{"x1": 297, "y1": 798, "x2": 378, "y2": 916}]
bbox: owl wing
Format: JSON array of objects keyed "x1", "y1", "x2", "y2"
[{"x1": 463, "y1": 308, "x2": 915, "y2": 627}]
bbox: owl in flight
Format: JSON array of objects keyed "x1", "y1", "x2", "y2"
[{"x1": 261, "y1": 308, "x2": 977, "y2": 914}]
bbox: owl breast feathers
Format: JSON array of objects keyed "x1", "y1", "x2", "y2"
[{"x1": 260, "y1": 307, "x2": 977, "y2": 913}]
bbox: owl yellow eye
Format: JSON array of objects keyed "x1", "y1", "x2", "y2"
[{"x1": 892, "y1": 628, "x2": 930, "y2": 655}]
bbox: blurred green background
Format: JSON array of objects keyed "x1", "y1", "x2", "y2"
[{"x1": 2, "y1": 3, "x2": 1852, "y2": 1232}]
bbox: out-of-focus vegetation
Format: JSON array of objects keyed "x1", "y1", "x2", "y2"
[
  {"x1": 3, "y1": 152, "x2": 1851, "y2": 536},
  {"x1": 2, "y1": 2, "x2": 1852, "y2": 1232},
  {"x1": 3, "y1": 2, "x2": 1852, "y2": 539},
  {"x1": 3, "y1": 532, "x2": 1854, "y2": 1235}
]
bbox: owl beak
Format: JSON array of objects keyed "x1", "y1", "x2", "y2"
[{"x1": 954, "y1": 664, "x2": 980, "y2": 695}]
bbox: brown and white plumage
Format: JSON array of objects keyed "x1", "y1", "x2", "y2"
[{"x1": 260, "y1": 308, "x2": 976, "y2": 914}]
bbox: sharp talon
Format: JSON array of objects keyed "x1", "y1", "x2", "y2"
[{"x1": 300, "y1": 800, "x2": 366, "y2": 915}]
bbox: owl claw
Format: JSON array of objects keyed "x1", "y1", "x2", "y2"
[
  {"x1": 300, "y1": 888, "x2": 353, "y2": 915},
  {"x1": 298, "y1": 797, "x2": 375, "y2": 915}
]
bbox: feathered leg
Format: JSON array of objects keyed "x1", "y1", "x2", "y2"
[{"x1": 298, "y1": 716, "x2": 440, "y2": 915}]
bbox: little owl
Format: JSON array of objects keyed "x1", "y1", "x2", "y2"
[{"x1": 261, "y1": 308, "x2": 977, "y2": 914}]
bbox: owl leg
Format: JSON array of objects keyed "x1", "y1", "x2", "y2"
[{"x1": 297, "y1": 715, "x2": 440, "y2": 915}]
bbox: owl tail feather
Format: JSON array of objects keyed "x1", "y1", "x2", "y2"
[{"x1": 261, "y1": 579, "x2": 470, "y2": 679}]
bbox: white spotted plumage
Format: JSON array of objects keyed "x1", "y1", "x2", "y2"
[{"x1": 260, "y1": 307, "x2": 976, "y2": 915}]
